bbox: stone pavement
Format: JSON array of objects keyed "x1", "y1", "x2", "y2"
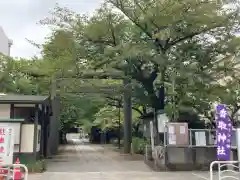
[
  {"x1": 28, "y1": 141, "x2": 214, "y2": 180},
  {"x1": 29, "y1": 171, "x2": 211, "y2": 180}
]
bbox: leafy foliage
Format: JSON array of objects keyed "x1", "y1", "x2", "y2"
[
  {"x1": 1, "y1": 0, "x2": 240, "y2": 135},
  {"x1": 40, "y1": 0, "x2": 240, "y2": 122}
]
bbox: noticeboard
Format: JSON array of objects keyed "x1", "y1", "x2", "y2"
[
  {"x1": 167, "y1": 123, "x2": 189, "y2": 146},
  {"x1": 0, "y1": 126, "x2": 14, "y2": 165}
]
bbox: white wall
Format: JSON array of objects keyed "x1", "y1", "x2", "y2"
[
  {"x1": 20, "y1": 124, "x2": 34, "y2": 153},
  {"x1": 36, "y1": 125, "x2": 41, "y2": 152},
  {"x1": 0, "y1": 104, "x2": 10, "y2": 119}
]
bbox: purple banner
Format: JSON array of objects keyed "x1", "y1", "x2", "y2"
[{"x1": 216, "y1": 104, "x2": 232, "y2": 160}]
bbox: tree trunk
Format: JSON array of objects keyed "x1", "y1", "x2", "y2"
[
  {"x1": 59, "y1": 130, "x2": 67, "y2": 144},
  {"x1": 123, "y1": 78, "x2": 132, "y2": 154}
]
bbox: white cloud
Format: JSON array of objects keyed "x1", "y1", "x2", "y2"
[{"x1": 0, "y1": 0, "x2": 102, "y2": 58}]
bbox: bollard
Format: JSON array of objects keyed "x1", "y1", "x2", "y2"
[
  {"x1": 13, "y1": 158, "x2": 23, "y2": 180},
  {"x1": 0, "y1": 167, "x2": 4, "y2": 180},
  {"x1": 0, "y1": 166, "x2": 8, "y2": 180}
]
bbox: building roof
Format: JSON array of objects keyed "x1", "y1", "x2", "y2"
[{"x1": 0, "y1": 94, "x2": 49, "y2": 104}]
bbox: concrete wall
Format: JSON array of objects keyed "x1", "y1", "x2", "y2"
[
  {"x1": 151, "y1": 146, "x2": 238, "y2": 171},
  {"x1": 165, "y1": 147, "x2": 216, "y2": 170}
]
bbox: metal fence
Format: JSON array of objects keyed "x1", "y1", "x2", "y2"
[
  {"x1": 210, "y1": 161, "x2": 240, "y2": 180},
  {"x1": 0, "y1": 164, "x2": 28, "y2": 180},
  {"x1": 164, "y1": 128, "x2": 238, "y2": 148}
]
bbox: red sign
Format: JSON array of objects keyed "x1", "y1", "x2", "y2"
[
  {"x1": 0, "y1": 128, "x2": 6, "y2": 154},
  {"x1": 0, "y1": 137, "x2": 4, "y2": 144},
  {"x1": 0, "y1": 147, "x2": 4, "y2": 153},
  {"x1": 0, "y1": 129, "x2": 5, "y2": 136}
]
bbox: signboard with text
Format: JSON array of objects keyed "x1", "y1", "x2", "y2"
[
  {"x1": 0, "y1": 126, "x2": 14, "y2": 164},
  {"x1": 216, "y1": 104, "x2": 232, "y2": 160}
]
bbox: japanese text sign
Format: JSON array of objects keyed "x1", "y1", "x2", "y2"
[
  {"x1": 216, "y1": 104, "x2": 232, "y2": 160},
  {"x1": 0, "y1": 126, "x2": 14, "y2": 164}
]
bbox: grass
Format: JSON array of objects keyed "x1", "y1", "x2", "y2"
[
  {"x1": 25, "y1": 160, "x2": 47, "y2": 173},
  {"x1": 111, "y1": 137, "x2": 150, "y2": 155}
]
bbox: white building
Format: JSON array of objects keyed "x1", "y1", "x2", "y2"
[{"x1": 0, "y1": 26, "x2": 12, "y2": 56}]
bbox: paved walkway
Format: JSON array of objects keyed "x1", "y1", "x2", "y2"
[
  {"x1": 28, "y1": 141, "x2": 214, "y2": 180},
  {"x1": 46, "y1": 143, "x2": 151, "y2": 172}
]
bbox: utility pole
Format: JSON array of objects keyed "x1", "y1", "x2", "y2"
[{"x1": 123, "y1": 78, "x2": 132, "y2": 153}]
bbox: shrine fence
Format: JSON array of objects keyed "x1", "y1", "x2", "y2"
[{"x1": 163, "y1": 128, "x2": 237, "y2": 148}]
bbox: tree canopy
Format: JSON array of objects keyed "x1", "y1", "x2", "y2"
[{"x1": 1, "y1": 0, "x2": 240, "y2": 134}]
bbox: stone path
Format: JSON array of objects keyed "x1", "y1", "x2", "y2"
[
  {"x1": 28, "y1": 140, "x2": 216, "y2": 180},
  {"x1": 46, "y1": 142, "x2": 152, "y2": 172}
]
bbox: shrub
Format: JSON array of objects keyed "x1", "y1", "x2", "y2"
[{"x1": 131, "y1": 137, "x2": 147, "y2": 154}]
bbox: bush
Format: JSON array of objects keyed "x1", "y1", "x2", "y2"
[
  {"x1": 25, "y1": 160, "x2": 46, "y2": 173},
  {"x1": 111, "y1": 137, "x2": 149, "y2": 154},
  {"x1": 131, "y1": 137, "x2": 148, "y2": 154}
]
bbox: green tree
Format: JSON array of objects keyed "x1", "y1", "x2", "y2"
[
  {"x1": 43, "y1": 1, "x2": 240, "y2": 116},
  {"x1": 37, "y1": 1, "x2": 240, "y2": 130}
]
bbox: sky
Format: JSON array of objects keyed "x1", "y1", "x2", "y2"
[{"x1": 0, "y1": 0, "x2": 102, "y2": 58}]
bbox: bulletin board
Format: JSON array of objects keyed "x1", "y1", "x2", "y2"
[{"x1": 0, "y1": 123, "x2": 21, "y2": 144}]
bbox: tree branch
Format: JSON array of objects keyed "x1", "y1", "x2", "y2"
[
  {"x1": 105, "y1": 96, "x2": 144, "y2": 115},
  {"x1": 165, "y1": 13, "x2": 237, "y2": 50},
  {"x1": 60, "y1": 70, "x2": 124, "y2": 80},
  {"x1": 84, "y1": 36, "x2": 115, "y2": 46},
  {"x1": 108, "y1": 14, "x2": 117, "y2": 46},
  {"x1": 110, "y1": 0, "x2": 153, "y2": 40}
]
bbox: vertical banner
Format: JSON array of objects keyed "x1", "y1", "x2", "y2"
[{"x1": 216, "y1": 104, "x2": 232, "y2": 160}]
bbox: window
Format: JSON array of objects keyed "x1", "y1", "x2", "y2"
[{"x1": 13, "y1": 107, "x2": 35, "y2": 122}]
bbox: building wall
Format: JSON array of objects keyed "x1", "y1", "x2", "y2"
[
  {"x1": 0, "y1": 104, "x2": 10, "y2": 118},
  {"x1": 0, "y1": 104, "x2": 36, "y2": 154},
  {"x1": 20, "y1": 124, "x2": 34, "y2": 152},
  {"x1": 0, "y1": 27, "x2": 12, "y2": 56}
]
